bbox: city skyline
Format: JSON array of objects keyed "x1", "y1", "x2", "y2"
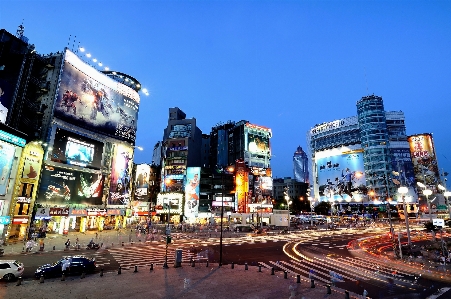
[{"x1": 2, "y1": 1, "x2": 450, "y2": 179}]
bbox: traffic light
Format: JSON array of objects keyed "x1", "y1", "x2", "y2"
[{"x1": 166, "y1": 235, "x2": 171, "y2": 244}]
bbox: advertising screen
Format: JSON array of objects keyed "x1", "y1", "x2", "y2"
[
  {"x1": 247, "y1": 133, "x2": 270, "y2": 154},
  {"x1": 316, "y1": 150, "x2": 366, "y2": 201},
  {"x1": 37, "y1": 165, "x2": 104, "y2": 205},
  {"x1": 0, "y1": 141, "x2": 15, "y2": 195},
  {"x1": 168, "y1": 124, "x2": 192, "y2": 139},
  {"x1": 254, "y1": 176, "x2": 273, "y2": 197},
  {"x1": 108, "y1": 144, "x2": 134, "y2": 205},
  {"x1": 184, "y1": 167, "x2": 200, "y2": 219},
  {"x1": 22, "y1": 155, "x2": 40, "y2": 179},
  {"x1": 134, "y1": 164, "x2": 150, "y2": 201},
  {"x1": 54, "y1": 50, "x2": 139, "y2": 143},
  {"x1": 156, "y1": 193, "x2": 183, "y2": 214},
  {"x1": 51, "y1": 127, "x2": 103, "y2": 169},
  {"x1": 408, "y1": 134, "x2": 441, "y2": 187}
]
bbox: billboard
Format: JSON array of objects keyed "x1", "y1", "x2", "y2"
[
  {"x1": 108, "y1": 144, "x2": 134, "y2": 205},
  {"x1": 37, "y1": 165, "x2": 104, "y2": 205},
  {"x1": 254, "y1": 176, "x2": 273, "y2": 198},
  {"x1": 184, "y1": 167, "x2": 200, "y2": 219},
  {"x1": 390, "y1": 148, "x2": 416, "y2": 188},
  {"x1": 156, "y1": 193, "x2": 183, "y2": 215},
  {"x1": 168, "y1": 124, "x2": 192, "y2": 139},
  {"x1": 134, "y1": 164, "x2": 150, "y2": 201},
  {"x1": 247, "y1": 133, "x2": 270, "y2": 154},
  {"x1": 51, "y1": 127, "x2": 104, "y2": 169},
  {"x1": 408, "y1": 134, "x2": 440, "y2": 187},
  {"x1": 0, "y1": 141, "x2": 16, "y2": 195},
  {"x1": 316, "y1": 150, "x2": 366, "y2": 201},
  {"x1": 54, "y1": 50, "x2": 139, "y2": 143}
]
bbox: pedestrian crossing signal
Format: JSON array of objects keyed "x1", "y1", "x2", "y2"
[{"x1": 166, "y1": 236, "x2": 172, "y2": 244}]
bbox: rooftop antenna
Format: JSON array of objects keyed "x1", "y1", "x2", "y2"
[
  {"x1": 72, "y1": 35, "x2": 76, "y2": 52},
  {"x1": 364, "y1": 66, "x2": 369, "y2": 95},
  {"x1": 16, "y1": 20, "x2": 25, "y2": 38},
  {"x1": 67, "y1": 34, "x2": 71, "y2": 48},
  {"x1": 76, "y1": 41, "x2": 80, "y2": 54}
]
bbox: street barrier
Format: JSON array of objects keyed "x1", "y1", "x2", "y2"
[
  {"x1": 258, "y1": 265, "x2": 262, "y2": 272},
  {"x1": 40, "y1": 275, "x2": 44, "y2": 283},
  {"x1": 206, "y1": 260, "x2": 209, "y2": 267},
  {"x1": 16, "y1": 276, "x2": 22, "y2": 286},
  {"x1": 345, "y1": 290, "x2": 350, "y2": 299},
  {"x1": 100, "y1": 268, "x2": 104, "y2": 277},
  {"x1": 284, "y1": 271, "x2": 287, "y2": 279},
  {"x1": 134, "y1": 265, "x2": 138, "y2": 273},
  {"x1": 326, "y1": 284, "x2": 331, "y2": 294},
  {"x1": 296, "y1": 274, "x2": 300, "y2": 283},
  {"x1": 61, "y1": 273, "x2": 65, "y2": 281},
  {"x1": 118, "y1": 266, "x2": 122, "y2": 275},
  {"x1": 310, "y1": 279, "x2": 315, "y2": 288},
  {"x1": 192, "y1": 260, "x2": 195, "y2": 267},
  {"x1": 231, "y1": 262, "x2": 234, "y2": 269},
  {"x1": 150, "y1": 263, "x2": 154, "y2": 271},
  {"x1": 245, "y1": 262, "x2": 248, "y2": 270},
  {"x1": 271, "y1": 267, "x2": 275, "y2": 275}
]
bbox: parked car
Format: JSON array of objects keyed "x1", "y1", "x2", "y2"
[
  {"x1": 0, "y1": 260, "x2": 24, "y2": 281},
  {"x1": 35, "y1": 255, "x2": 96, "y2": 278},
  {"x1": 231, "y1": 224, "x2": 255, "y2": 232}
]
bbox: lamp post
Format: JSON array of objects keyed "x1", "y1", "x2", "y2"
[
  {"x1": 398, "y1": 186, "x2": 412, "y2": 248},
  {"x1": 438, "y1": 185, "x2": 451, "y2": 221},
  {"x1": 219, "y1": 166, "x2": 234, "y2": 267}
]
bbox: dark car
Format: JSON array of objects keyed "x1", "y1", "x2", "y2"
[{"x1": 35, "y1": 256, "x2": 96, "y2": 278}]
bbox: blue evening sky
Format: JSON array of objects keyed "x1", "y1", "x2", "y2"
[{"x1": 1, "y1": 1, "x2": 450, "y2": 179}]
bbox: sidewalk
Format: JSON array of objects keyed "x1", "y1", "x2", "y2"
[{"x1": 3, "y1": 263, "x2": 363, "y2": 299}]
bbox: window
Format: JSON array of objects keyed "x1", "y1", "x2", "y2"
[{"x1": 0, "y1": 263, "x2": 11, "y2": 269}]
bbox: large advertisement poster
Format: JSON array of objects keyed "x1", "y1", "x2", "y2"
[
  {"x1": 51, "y1": 127, "x2": 104, "y2": 169},
  {"x1": 156, "y1": 193, "x2": 182, "y2": 215},
  {"x1": 22, "y1": 156, "x2": 40, "y2": 179},
  {"x1": 408, "y1": 134, "x2": 441, "y2": 187},
  {"x1": 316, "y1": 150, "x2": 366, "y2": 201},
  {"x1": 0, "y1": 141, "x2": 15, "y2": 195},
  {"x1": 37, "y1": 165, "x2": 104, "y2": 205},
  {"x1": 0, "y1": 79, "x2": 14, "y2": 124},
  {"x1": 247, "y1": 133, "x2": 270, "y2": 154},
  {"x1": 184, "y1": 167, "x2": 200, "y2": 219},
  {"x1": 254, "y1": 176, "x2": 273, "y2": 198},
  {"x1": 168, "y1": 124, "x2": 192, "y2": 139},
  {"x1": 108, "y1": 144, "x2": 134, "y2": 205},
  {"x1": 54, "y1": 50, "x2": 139, "y2": 143},
  {"x1": 134, "y1": 164, "x2": 150, "y2": 201}
]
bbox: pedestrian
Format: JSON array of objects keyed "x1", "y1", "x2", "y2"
[
  {"x1": 61, "y1": 258, "x2": 68, "y2": 275},
  {"x1": 95, "y1": 232, "x2": 98, "y2": 239},
  {"x1": 26, "y1": 240, "x2": 33, "y2": 252},
  {"x1": 65, "y1": 239, "x2": 70, "y2": 250},
  {"x1": 39, "y1": 239, "x2": 44, "y2": 251}
]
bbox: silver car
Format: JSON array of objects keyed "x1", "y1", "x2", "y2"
[{"x1": 0, "y1": 260, "x2": 24, "y2": 281}]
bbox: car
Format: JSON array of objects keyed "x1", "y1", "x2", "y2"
[
  {"x1": 35, "y1": 255, "x2": 96, "y2": 279},
  {"x1": 0, "y1": 260, "x2": 24, "y2": 281}
]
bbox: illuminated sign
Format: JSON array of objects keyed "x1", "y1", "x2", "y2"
[
  {"x1": 16, "y1": 197, "x2": 31, "y2": 203},
  {"x1": 0, "y1": 216, "x2": 10, "y2": 225},
  {"x1": 0, "y1": 130, "x2": 26, "y2": 147},
  {"x1": 69, "y1": 209, "x2": 88, "y2": 216},
  {"x1": 87, "y1": 209, "x2": 107, "y2": 216},
  {"x1": 51, "y1": 127, "x2": 104, "y2": 169},
  {"x1": 0, "y1": 140, "x2": 15, "y2": 195},
  {"x1": 407, "y1": 134, "x2": 440, "y2": 187},
  {"x1": 310, "y1": 120, "x2": 345, "y2": 136},
  {"x1": 12, "y1": 217, "x2": 28, "y2": 224},
  {"x1": 168, "y1": 124, "x2": 192, "y2": 139},
  {"x1": 156, "y1": 193, "x2": 183, "y2": 214},
  {"x1": 49, "y1": 207, "x2": 69, "y2": 216},
  {"x1": 54, "y1": 49, "x2": 139, "y2": 143}
]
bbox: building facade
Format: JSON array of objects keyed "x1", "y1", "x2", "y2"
[{"x1": 293, "y1": 146, "x2": 309, "y2": 183}]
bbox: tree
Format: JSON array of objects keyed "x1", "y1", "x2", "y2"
[{"x1": 314, "y1": 201, "x2": 331, "y2": 215}]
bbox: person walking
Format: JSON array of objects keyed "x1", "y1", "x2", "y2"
[{"x1": 65, "y1": 239, "x2": 70, "y2": 250}]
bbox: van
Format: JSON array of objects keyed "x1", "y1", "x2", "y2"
[{"x1": 231, "y1": 224, "x2": 255, "y2": 232}]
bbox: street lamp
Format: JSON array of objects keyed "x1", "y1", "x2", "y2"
[
  {"x1": 219, "y1": 165, "x2": 234, "y2": 267},
  {"x1": 438, "y1": 185, "x2": 451, "y2": 221},
  {"x1": 398, "y1": 186, "x2": 412, "y2": 248},
  {"x1": 417, "y1": 182, "x2": 433, "y2": 222}
]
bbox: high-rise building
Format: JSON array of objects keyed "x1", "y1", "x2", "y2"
[{"x1": 293, "y1": 146, "x2": 309, "y2": 183}]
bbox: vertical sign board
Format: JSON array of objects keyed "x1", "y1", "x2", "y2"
[
  {"x1": 184, "y1": 167, "x2": 200, "y2": 219},
  {"x1": 407, "y1": 134, "x2": 441, "y2": 189}
]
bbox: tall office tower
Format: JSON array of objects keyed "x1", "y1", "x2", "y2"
[
  {"x1": 356, "y1": 95, "x2": 395, "y2": 197},
  {"x1": 293, "y1": 146, "x2": 309, "y2": 183}
]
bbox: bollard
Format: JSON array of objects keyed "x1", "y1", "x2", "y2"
[
  {"x1": 310, "y1": 279, "x2": 315, "y2": 288},
  {"x1": 206, "y1": 260, "x2": 209, "y2": 267},
  {"x1": 190, "y1": 257, "x2": 193, "y2": 266},
  {"x1": 40, "y1": 275, "x2": 44, "y2": 283},
  {"x1": 231, "y1": 262, "x2": 234, "y2": 269},
  {"x1": 297, "y1": 274, "x2": 301, "y2": 283},
  {"x1": 245, "y1": 263, "x2": 248, "y2": 270},
  {"x1": 100, "y1": 268, "x2": 104, "y2": 277},
  {"x1": 118, "y1": 266, "x2": 122, "y2": 275},
  {"x1": 345, "y1": 290, "x2": 350, "y2": 299},
  {"x1": 192, "y1": 260, "x2": 195, "y2": 267},
  {"x1": 112, "y1": 243, "x2": 114, "y2": 248},
  {"x1": 326, "y1": 284, "x2": 331, "y2": 294},
  {"x1": 271, "y1": 267, "x2": 275, "y2": 275},
  {"x1": 284, "y1": 271, "x2": 288, "y2": 279},
  {"x1": 134, "y1": 265, "x2": 138, "y2": 273},
  {"x1": 122, "y1": 241, "x2": 124, "y2": 246},
  {"x1": 16, "y1": 277, "x2": 22, "y2": 286},
  {"x1": 258, "y1": 265, "x2": 262, "y2": 272},
  {"x1": 81, "y1": 271, "x2": 86, "y2": 279},
  {"x1": 53, "y1": 246, "x2": 55, "y2": 250},
  {"x1": 61, "y1": 273, "x2": 66, "y2": 281},
  {"x1": 150, "y1": 263, "x2": 154, "y2": 271}
]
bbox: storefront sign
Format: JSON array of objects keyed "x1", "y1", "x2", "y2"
[
  {"x1": 0, "y1": 216, "x2": 11, "y2": 225},
  {"x1": 49, "y1": 207, "x2": 69, "y2": 216},
  {"x1": 16, "y1": 197, "x2": 31, "y2": 203},
  {"x1": 35, "y1": 208, "x2": 50, "y2": 218},
  {"x1": 0, "y1": 130, "x2": 26, "y2": 147},
  {"x1": 12, "y1": 216, "x2": 28, "y2": 224},
  {"x1": 133, "y1": 211, "x2": 149, "y2": 216},
  {"x1": 69, "y1": 209, "x2": 88, "y2": 216},
  {"x1": 212, "y1": 201, "x2": 234, "y2": 207},
  {"x1": 87, "y1": 209, "x2": 107, "y2": 216},
  {"x1": 107, "y1": 209, "x2": 124, "y2": 216}
]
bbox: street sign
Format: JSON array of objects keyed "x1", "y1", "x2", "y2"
[{"x1": 433, "y1": 219, "x2": 444, "y2": 227}]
